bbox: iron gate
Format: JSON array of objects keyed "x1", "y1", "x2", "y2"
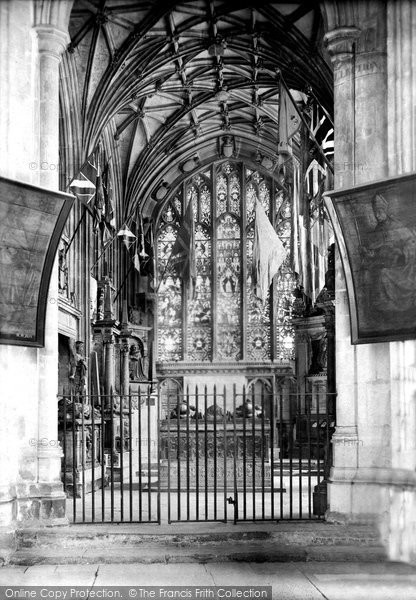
[{"x1": 58, "y1": 385, "x2": 335, "y2": 524}]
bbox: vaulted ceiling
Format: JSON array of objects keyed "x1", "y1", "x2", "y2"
[{"x1": 67, "y1": 1, "x2": 332, "y2": 216}]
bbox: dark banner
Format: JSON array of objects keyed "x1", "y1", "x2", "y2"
[
  {"x1": 0, "y1": 176, "x2": 74, "y2": 346},
  {"x1": 324, "y1": 172, "x2": 416, "y2": 344}
]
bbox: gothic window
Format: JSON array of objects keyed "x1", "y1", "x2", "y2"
[
  {"x1": 157, "y1": 192, "x2": 183, "y2": 362},
  {"x1": 156, "y1": 161, "x2": 296, "y2": 363}
]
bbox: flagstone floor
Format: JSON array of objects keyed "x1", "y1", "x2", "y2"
[{"x1": 2, "y1": 561, "x2": 416, "y2": 599}]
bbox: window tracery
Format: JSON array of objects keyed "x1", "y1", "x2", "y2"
[{"x1": 156, "y1": 162, "x2": 297, "y2": 363}]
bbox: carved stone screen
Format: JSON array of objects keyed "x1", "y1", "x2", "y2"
[
  {"x1": 0, "y1": 176, "x2": 74, "y2": 346},
  {"x1": 156, "y1": 161, "x2": 296, "y2": 363}
]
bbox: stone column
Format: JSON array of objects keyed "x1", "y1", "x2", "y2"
[
  {"x1": 0, "y1": 2, "x2": 39, "y2": 538},
  {"x1": 324, "y1": 15, "x2": 392, "y2": 522},
  {"x1": 30, "y1": 25, "x2": 69, "y2": 524},
  {"x1": 324, "y1": 306, "x2": 336, "y2": 399},
  {"x1": 383, "y1": 0, "x2": 416, "y2": 563},
  {"x1": 324, "y1": 29, "x2": 361, "y2": 489},
  {"x1": 104, "y1": 333, "x2": 116, "y2": 397},
  {"x1": 121, "y1": 342, "x2": 131, "y2": 396}
]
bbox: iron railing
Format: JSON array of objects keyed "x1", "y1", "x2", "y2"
[
  {"x1": 58, "y1": 388, "x2": 160, "y2": 524},
  {"x1": 58, "y1": 385, "x2": 336, "y2": 524}
]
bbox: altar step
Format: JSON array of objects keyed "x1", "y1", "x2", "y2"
[{"x1": 8, "y1": 522, "x2": 386, "y2": 566}]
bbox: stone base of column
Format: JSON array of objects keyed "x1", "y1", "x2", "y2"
[
  {"x1": 7, "y1": 448, "x2": 69, "y2": 528},
  {"x1": 0, "y1": 527, "x2": 17, "y2": 564},
  {"x1": 383, "y1": 482, "x2": 416, "y2": 564},
  {"x1": 15, "y1": 445, "x2": 69, "y2": 526},
  {"x1": 15, "y1": 482, "x2": 68, "y2": 527},
  {"x1": 0, "y1": 484, "x2": 17, "y2": 526},
  {"x1": 327, "y1": 466, "x2": 416, "y2": 522},
  {"x1": 0, "y1": 483, "x2": 67, "y2": 561},
  {"x1": 328, "y1": 467, "x2": 388, "y2": 517},
  {"x1": 0, "y1": 484, "x2": 18, "y2": 563},
  {"x1": 327, "y1": 467, "x2": 416, "y2": 564}
]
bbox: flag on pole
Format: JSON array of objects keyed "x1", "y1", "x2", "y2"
[
  {"x1": 278, "y1": 82, "x2": 301, "y2": 158},
  {"x1": 146, "y1": 223, "x2": 156, "y2": 281},
  {"x1": 100, "y1": 222, "x2": 113, "y2": 249},
  {"x1": 303, "y1": 102, "x2": 334, "y2": 301},
  {"x1": 102, "y1": 161, "x2": 116, "y2": 230},
  {"x1": 117, "y1": 226, "x2": 136, "y2": 250},
  {"x1": 139, "y1": 221, "x2": 155, "y2": 279},
  {"x1": 291, "y1": 146, "x2": 312, "y2": 298},
  {"x1": 310, "y1": 103, "x2": 334, "y2": 160},
  {"x1": 290, "y1": 158, "x2": 301, "y2": 277},
  {"x1": 94, "y1": 155, "x2": 105, "y2": 230},
  {"x1": 130, "y1": 219, "x2": 142, "y2": 274},
  {"x1": 252, "y1": 199, "x2": 287, "y2": 303},
  {"x1": 170, "y1": 200, "x2": 196, "y2": 300},
  {"x1": 133, "y1": 247, "x2": 141, "y2": 273},
  {"x1": 69, "y1": 155, "x2": 98, "y2": 213},
  {"x1": 138, "y1": 214, "x2": 148, "y2": 260}
]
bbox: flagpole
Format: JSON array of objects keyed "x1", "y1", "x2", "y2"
[
  {"x1": 306, "y1": 86, "x2": 334, "y2": 129},
  {"x1": 279, "y1": 75, "x2": 334, "y2": 175},
  {"x1": 64, "y1": 206, "x2": 88, "y2": 256},
  {"x1": 113, "y1": 260, "x2": 134, "y2": 303},
  {"x1": 89, "y1": 215, "x2": 137, "y2": 274},
  {"x1": 89, "y1": 232, "x2": 120, "y2": 273},
  {"x1": 155, "y1": 254, "x2": 173, "y2": 294}
]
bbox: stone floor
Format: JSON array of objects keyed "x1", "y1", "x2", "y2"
[{"x1": 1, "y1": 561, "x2": 416, "y2": 599}]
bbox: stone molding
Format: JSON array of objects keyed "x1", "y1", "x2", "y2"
[
  {"x1": 332, "y1": 425, "x2": 358, "y2": 439},
  {"x1": 324, "y1": 27, "x2": 361, "y2": 64},
  {"x1": 33, "y1": 0, "x2": 74, "y2": 33},
  {"x1": 0, "y1": 484, "x2": 17, "y2": 505},
  {"x1": 34, "y1": 24, "x2": 69, "y2": 61},
  {"x1": 157, "y1": 361, "x2": 294, "y2": 376},
  {"x1": 330, "y1": 466, "x2": 416, "y2": 488},
  {"x1": 326, "y1": 510, "x2": 379, "y2": 525}
]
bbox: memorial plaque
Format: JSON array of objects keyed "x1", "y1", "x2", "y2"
[{"x1": 0, "y1": 176, "x2": 74, "y2": 346}]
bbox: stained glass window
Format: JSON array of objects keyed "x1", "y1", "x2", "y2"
[
  {"x1": 157, "y1": 197, "x2": 183, "y2": 361},
  {"x1": 274, "y1": 187, "x2": 297, "y2": 361},
  {"x1": 187, "y1": 224, "x2": 212, "y2": 361},
  {"x1": 217, "y1": 213, "x2": 241, "y2": 361},
  {"x1": 156, "y1": 161, "x2": 297, "y2": 363}
]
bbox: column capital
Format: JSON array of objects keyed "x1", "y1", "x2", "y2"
[
  {"x1": 324, "y1": 27, "x2": 361, "y2": 64},
  {"x1": 34, "y1": 24, "x2": 69, "y2": 61},
  {"x1": 121, "y1": 341, "x2": 130, "y2": 355},
  {"x1": 103, "y1": 329, "x2": 116, "y2": 345}
]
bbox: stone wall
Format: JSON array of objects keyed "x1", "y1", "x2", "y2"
[
  {"x1": 322, "y1": 0, "x2": 416, "y2": 564},
  {"x1": 0, "y1": 0, "x2": 72, "y2": 555},
  {"x1": 382, "y1": 0, "x2": 416, "y2": 564}
]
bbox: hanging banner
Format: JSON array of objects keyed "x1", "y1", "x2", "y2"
[
  {"x1": 0, "y1": 176, "x2": 74, "y2": 346},
  {"x1": 324, "y1": 172, "x2": 416, "y2": 344}
]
